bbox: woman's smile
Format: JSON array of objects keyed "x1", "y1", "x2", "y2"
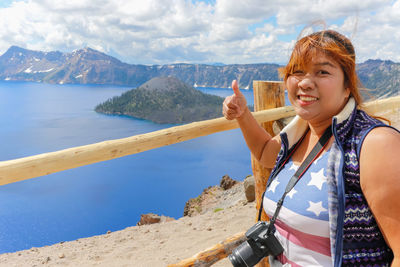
[{"x1": 297, "y1": 94, "x2": 319, "y2": 106}]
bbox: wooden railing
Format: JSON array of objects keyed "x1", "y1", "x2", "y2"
[
  {"x1": 0, "y1": 102, "x2": 296, "y2": 186},
  {"x1": 0, "y1": 81, "x2": 399, "y2": 266}
]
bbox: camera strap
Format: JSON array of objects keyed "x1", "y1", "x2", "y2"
[{"x1": 257, "y1": 126, "x2": 333, "y2": 235}]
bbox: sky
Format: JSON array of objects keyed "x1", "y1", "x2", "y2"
[{"x1": 0, "y1": 0, "x2": 399, "y2": 65}]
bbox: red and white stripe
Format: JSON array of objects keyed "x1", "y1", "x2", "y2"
[{"x1": 264, "y1": 197, "x2": 332, "y2": 266}]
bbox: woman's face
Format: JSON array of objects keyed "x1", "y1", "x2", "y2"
[{"x1": 285, "y1": 53, "x2": 350, "y2": 125}]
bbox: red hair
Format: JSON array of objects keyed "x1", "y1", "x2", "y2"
[{"x1": 279, "y1": 30, "x2": 363, "y2": 105}]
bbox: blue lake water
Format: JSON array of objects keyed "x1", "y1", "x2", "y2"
[{"x1": 0, "y1": 81, "x2": 288, "y2": 254}]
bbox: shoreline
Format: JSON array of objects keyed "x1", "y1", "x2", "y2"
[
  {"x1": 0, "y1": 182, "x2": 256, "y2": 267},
  {"x1": 0, "y1": 111, "x2": 398, "y2": 266}
]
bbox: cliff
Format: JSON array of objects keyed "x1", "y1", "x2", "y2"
[
  {"x1": 1, "y1": 46, "x2": 399, "y2": 98},
  {"x1": 0, "y1": 46, "x2": 280, "y2": 89}
]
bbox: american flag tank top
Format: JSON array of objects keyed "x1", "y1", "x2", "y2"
[{"x1": 264, "y1": 149, "x2": 332, "y2": 267}]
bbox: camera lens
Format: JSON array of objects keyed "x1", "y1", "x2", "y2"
[{"x1": 228, "y1": 241, "x2": 262, "y2": 267}]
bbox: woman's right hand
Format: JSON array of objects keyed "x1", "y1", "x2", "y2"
[{"x1": 222, "y1": 80, "x2": 248, "y2": 120}]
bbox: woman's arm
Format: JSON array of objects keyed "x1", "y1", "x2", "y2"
[
  {"x1": 222, "y1": 80, "x2": 281, "y2": 168},
  {"x1": 360, "y1": 126, "x2": 400, "y2": 266}
]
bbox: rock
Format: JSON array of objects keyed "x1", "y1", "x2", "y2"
[
  {"x1": 183, "y1": 175, "x2": 250, "y2": 217},
  {"x1": 244, "y1": 176, "x2": 255, "y2": 202},
  {"x1": 220, "y1": 175, "x2": 238, "y2": 190},
  {"x1": 137, "y1": 213, "x2": 161, "y2": 226},
  {"x1": 184, "y1": 195, "x2": 203, "y2": 217},
  {"x1": 137, "y1": 213, "x2": 175, "y2": 226},
  {"x1": 183, "y1": 201, "x2": 192, "y2": 217},
  {"x1": 137, "y1": 213, "x2": 161, "y2": 225},
  {"x1": 183, "y1": 186, "x2": 223, "y2": 217}
]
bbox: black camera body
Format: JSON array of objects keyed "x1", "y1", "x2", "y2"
[{"x1": 228, "y1": 221, "x2": 284, "y2": 267}]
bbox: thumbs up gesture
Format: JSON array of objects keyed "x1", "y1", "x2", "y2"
[{"x1": 223, "y1": 80, "x2": 248, "y2": 120}]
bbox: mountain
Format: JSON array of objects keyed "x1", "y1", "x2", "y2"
[
  {"x1": 357, "y1": 59, "x2": 400, "y2": 99},
  {"x1": 0, "y1": 46, "x2": 399, "y2": 98},
  {"x1": 0, "y1": 46, "x2": 66, "y2": 82},
  {"x1": 0, "y1": 46, "x2": 280, "y2": 89},
  {"x1": 95, "y1": 76, "x2": 225, "y2": 124},
  {"x1": 0, "y1": 46, "x2": 152, "y2": 85}
]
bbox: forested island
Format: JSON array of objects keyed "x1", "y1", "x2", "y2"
[{"x1": 95, "y1": 76, "x2": 225, "y2": 124}]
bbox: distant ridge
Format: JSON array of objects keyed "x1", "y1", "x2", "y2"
[
  {"x1": 0, "y1": 46, "x2": 280, "y2": 89},
  {"x1": 357, "y1": 59, "x2": 400, "y2": 99},
  {"x1": 0, "y1": 46, "x2": 399, "y2": 98},
  {"x1": 95, "y1": 76, "x2": 225, "y2": 124}
]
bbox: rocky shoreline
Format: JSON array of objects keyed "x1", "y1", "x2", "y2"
[
  {"x1": 0, "y1": 175, "x2": 257, "y2": 267},
  {"x1": 136, "y1": 174, "x2": 255, "y2": 226}
]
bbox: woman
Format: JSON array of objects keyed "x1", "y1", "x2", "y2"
[{"x1": 223, "y1": 30, "x2": 399, "y2": 266}]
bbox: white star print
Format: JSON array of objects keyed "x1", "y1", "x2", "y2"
[
  {"x1": 286, "y1": 188, "x2": 297, "y2": 199},
  {"x1": 267, "y1": 179, "x2": 280, "y2": 193},
  {"x1": 308, "y1": 168, "x2": 326, "y2": 190},
  {"x1": 289, "y1": 162, "x2": 299, "y2": 171},
  {"x1": 313, "y1": 154, "x2": 323, "y2": 165},
  {"x1": 306, "y1": 201, "x2": 327, "y2": 217}
]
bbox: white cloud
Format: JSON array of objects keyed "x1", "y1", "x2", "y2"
[
  {"x1": 275, "y1": 0, "x2": 392, "y2": 26},
  {"x1": 214, "y1": 0, "x2": 278, "y2": 20},
  {"x1": 0, "y1": 0, "x2": 399, "y2": 64}
]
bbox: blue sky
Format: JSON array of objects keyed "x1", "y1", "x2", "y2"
[{"x1": 0, "y1": 0, "x2": 399, "y2": 65}]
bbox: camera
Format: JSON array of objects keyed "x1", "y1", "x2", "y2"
[{"x1": 228, "y1": 221, "x2": 284, "y2": 267}]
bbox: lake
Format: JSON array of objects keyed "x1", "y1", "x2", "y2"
[{"x1": 0, "y1": 81, "x2": 288, "y2": 253}]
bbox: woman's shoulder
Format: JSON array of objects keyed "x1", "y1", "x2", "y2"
[
  {"x1": 362, "y1": 126, "x2": 400, "y2": 145},
  {"x1": 358, "y1": 123, "x2": 399, "y2": 152},
  {"x1": 360, "y1": 126, "x2": 400, "y2": 162}
]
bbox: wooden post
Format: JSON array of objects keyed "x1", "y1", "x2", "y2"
[{"x1": 252, "y1": 81, "x2": 285, "y2": 267}]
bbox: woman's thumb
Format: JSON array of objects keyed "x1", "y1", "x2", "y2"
[{"x1": 231, "y1": 80, "x2": 241, "y2": 96}]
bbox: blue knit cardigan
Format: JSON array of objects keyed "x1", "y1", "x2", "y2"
[{"x1": 267, "y1": 98, "x2": 395, "y2": 266}]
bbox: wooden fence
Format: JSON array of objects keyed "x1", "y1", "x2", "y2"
[
  {"x1": 0, "y1": 90, "x2": 296, "y2": 186},
  {"x1": 0, "y1": 80, "x2": 399, "y2": 266}
]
